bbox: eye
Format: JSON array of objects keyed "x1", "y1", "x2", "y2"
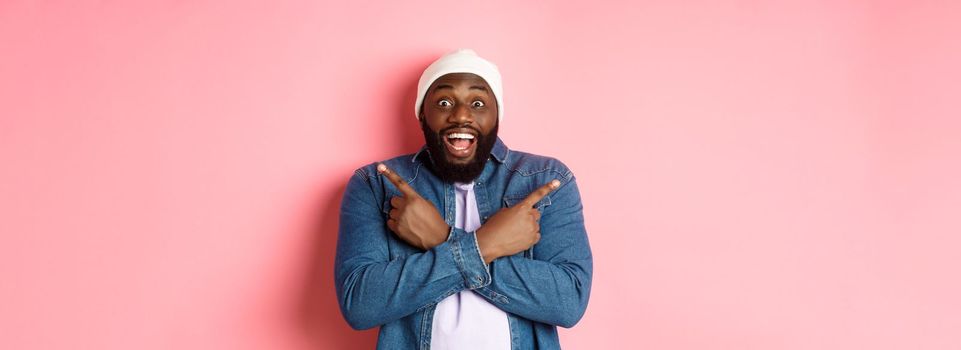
[
  {"x1": 472, "y1": 100, "x2": 485, "y2": 108},
  {"x1": 437, "y1": 99, "x2": 452, "y2": 107}
]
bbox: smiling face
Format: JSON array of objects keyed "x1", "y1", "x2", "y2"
[{"x1": 419, "y1": 73, "x2": 499, "y2": 183}]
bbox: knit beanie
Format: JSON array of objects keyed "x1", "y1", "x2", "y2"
[{"x1": 414, "y1": 49, "x2": 503, "y2": 122}]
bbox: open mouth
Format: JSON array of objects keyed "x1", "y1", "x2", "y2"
[{"x1": 442, "y1": 130, "x2": 477, "y2": 159}]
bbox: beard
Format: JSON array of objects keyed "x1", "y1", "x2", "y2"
[{"x1": 420, "y1": 118, "x2": 499, "y2": 184}]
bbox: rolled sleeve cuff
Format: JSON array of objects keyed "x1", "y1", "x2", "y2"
[{"x1": 448, "y1": 227, "x2": 491, "y2": 290}]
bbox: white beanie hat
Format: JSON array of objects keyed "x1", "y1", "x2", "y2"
[{"x1": 415, "y1": 49, "x2": 503, "y2": 122}]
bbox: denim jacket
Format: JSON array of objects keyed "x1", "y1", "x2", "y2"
[{"x1": 335, "y1": 137, "x2": 593, "y2": 349}]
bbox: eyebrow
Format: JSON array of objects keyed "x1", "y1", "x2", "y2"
[{"x1": 434, "y1": 84, "x2": 489, "y2": 92}]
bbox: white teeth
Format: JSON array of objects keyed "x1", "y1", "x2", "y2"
[{"x1": 446, "y1": 133, "x2": 475, "y2": 140}]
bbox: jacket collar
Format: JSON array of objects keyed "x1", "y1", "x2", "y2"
[{"x1": 412, "y1": 136, "x2": 509, "y2": 164}]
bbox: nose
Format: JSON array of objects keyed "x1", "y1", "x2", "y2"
[{"x1": 448, "y1": 103, "x2": 473, "y2": 125}]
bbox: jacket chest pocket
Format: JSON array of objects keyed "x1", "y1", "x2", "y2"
[{"x1": 501, "y1": 195, "x2": 552, "y2": 260}]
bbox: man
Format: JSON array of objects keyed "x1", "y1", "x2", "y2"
[{"x1": 335, "y1": 49, "x2": 592, "y2": 349}]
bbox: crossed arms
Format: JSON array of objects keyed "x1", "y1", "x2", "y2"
[{"x1": 334, "y1": 163, "x2": 592, "y2": 330}]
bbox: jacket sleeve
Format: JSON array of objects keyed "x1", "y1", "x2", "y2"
[
  {"x1": 334, "y1": 170, "x2": 491, "y2": 330},
  {"x1": 474, "y1": 175, "x2": 593, "y2": 328}
]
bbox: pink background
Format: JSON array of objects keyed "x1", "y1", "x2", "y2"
[{"x1": 2, "y1": 1, "x2": 960, "y2": 349}]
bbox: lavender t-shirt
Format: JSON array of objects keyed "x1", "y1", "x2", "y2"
[{"x1": 430, "y1": 181, "x2": 511, "y2": 349}]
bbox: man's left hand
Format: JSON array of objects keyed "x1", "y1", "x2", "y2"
[{"x1": 378, "y1": 163, "x2": 450, "y2": 250}]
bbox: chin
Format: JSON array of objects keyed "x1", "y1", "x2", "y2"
[{"x1": 446, "y1": 155, "x2": 474, "y2": 164}]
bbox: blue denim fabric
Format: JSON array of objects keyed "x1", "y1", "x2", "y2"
[{"x1": 335, "y1": 137, "x2": 593, "y2": 349}]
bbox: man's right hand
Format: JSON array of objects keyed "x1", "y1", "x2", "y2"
[
  {"x1": 476, "y1": 179, "x2": 560, "y2": 264},
  {"x1": 379, "y1": 163, "x2": 450, "y2": 251}
]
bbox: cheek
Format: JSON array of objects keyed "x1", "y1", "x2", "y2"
[
  {"x1": 478, "y1": 111, "x2": 497, "y2": 129},
  {"x1": 422, "y1": 111, "x2": 446, "y2": 128},
  {"x1": 426, "y1": 117, "x2": 445, "y2": 130}
]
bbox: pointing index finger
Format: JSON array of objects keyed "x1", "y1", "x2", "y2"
[
  {"x1": 520, "y1": 179, "x2": 560, "y2": 208},
  {"x1": 378, "y1": 163, "x2": 418, "y2": 197}
]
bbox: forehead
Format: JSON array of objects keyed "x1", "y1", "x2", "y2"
[{"x1": 428, "y1": 73, "x2": 492, "y2": 93}]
